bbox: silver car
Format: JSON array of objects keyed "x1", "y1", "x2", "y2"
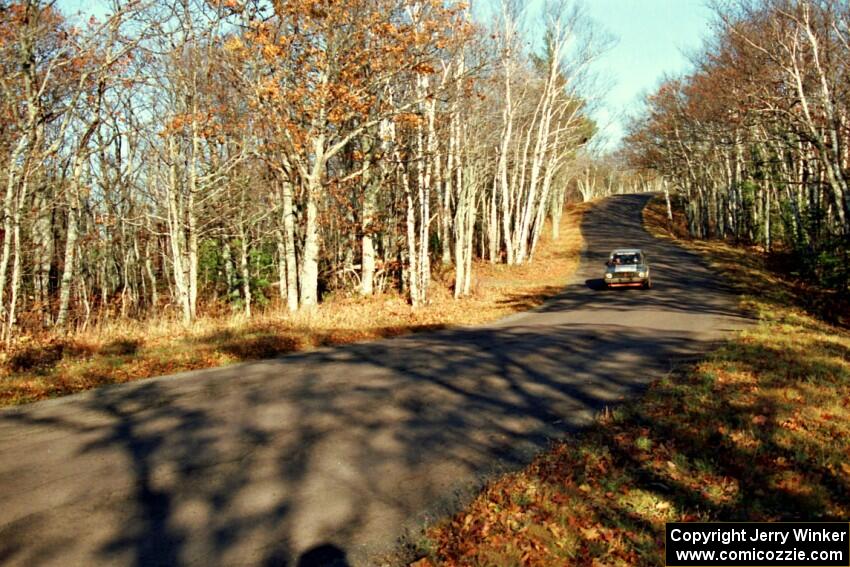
[{"x1": 604, "y1": 248, "x2": 651, "y2": 288}]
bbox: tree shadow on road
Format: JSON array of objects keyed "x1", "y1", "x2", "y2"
[
  {"x1": 0, "y1": 193, "x2": 751, "y2": 566},
  {"x1": 0, "y1": 315, "x2": 736, "y2": 566}
]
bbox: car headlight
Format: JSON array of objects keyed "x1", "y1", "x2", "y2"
[
  {"x1": 605, "y1": 273, "x2": 612, "y2": 279},
  {"x1": 638, "y1": 271, "x2": 645, "y2": 278}
]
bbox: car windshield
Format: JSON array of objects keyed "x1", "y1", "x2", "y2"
[{"x1": 612, "y1": 253, "x2": 640, "y2": 265}]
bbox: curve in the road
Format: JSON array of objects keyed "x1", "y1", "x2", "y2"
[{"x1": 0, "y1": 194, "x2": 748, "y2": 567}]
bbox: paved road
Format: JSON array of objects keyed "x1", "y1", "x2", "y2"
[{"x1": 0, "y1": 194, "x2": 747, "y2": 567}]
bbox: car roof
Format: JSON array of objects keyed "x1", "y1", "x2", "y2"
[{"x1": 610, "y1": 248, "x2": 643, "y2": 255}]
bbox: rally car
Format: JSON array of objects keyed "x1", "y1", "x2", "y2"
[{"x1": 604, "y1": 248, "x2": 652, "y2": 288}]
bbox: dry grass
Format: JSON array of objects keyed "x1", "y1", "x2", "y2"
[
  {"x1": 0, "y1": 203, "x2": 589, "y2": 407},
  {"x1": 643, "y1": 195, "x2": 850, "y2": 328},
  {"x1": 417, "y1": 195, "x2": 850, "y2": 566}
]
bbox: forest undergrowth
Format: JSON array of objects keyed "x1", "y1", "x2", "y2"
[{"x1": 0, "y1": 204, "x2": 588, "y2": 407}]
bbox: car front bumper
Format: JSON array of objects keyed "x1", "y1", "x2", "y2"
[{"x1": 605, "y1": 273, "x2": 647, "y2": 286}]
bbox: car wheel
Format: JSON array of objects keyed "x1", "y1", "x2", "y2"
[{"x1": 643, "y1": 278, "x2": 652, "y2": 289}]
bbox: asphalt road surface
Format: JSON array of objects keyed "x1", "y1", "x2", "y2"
[{"x1": 0, "y1": 194, "x2": 748, "y2": 566}]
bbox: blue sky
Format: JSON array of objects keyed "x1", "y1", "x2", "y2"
[{"x1": 582, "y1": 0, "x2": 713, "y2": 148}]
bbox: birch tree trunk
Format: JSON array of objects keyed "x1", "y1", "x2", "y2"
[
  {"x1": 402, "y1": 164, "x2": 421, "y2": 307},
  {"x1": 239, "y1": 225, "x2": 251, "y2": 318},
  {"x1": 663, "y1": 178, "x2": 674, "y2": 222},
  {"x1": 360, "y1": 149, "x2": 379, "y2": 296},
  {"x1": 144, "y1": 235, "x2": 158, "y2": 314},
  {"x1": 56, "y1": 156, "x2": 87, "y2": 327},
  {"x1": 498, "y1": 1, "x2": 518, "y2": 265},
  {"x1": 187, "y1": 115, "x2": 200, "y2": 321},
  {"x1": 0, "y1": 137, "x2": 29, "y2": 323},
  {"x1": 4, "y1": 176, "x2": 29, "y2": 342},
  {"x1": 167, "y1": 137, "x2": 192, "y2": 323},
  {"x1": 32, "y1": 190, "x2": 53, "y2": 326},
  {"x1": 281, "y1": 180, "x2": 299, "y2": 312},
  {"x1": 300, "y1": 179, "x2": 321, "y2": 309}
]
